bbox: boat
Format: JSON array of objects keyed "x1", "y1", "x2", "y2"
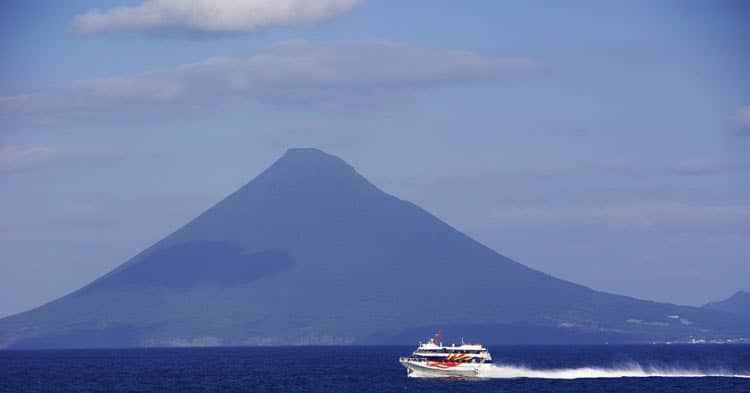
[{"x1": 399, "y1": 331, "x2": 493, "y2": 378}]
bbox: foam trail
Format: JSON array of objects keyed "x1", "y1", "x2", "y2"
[{"x1": 480, "y1": 363, "x2": 750, "y2": 379}]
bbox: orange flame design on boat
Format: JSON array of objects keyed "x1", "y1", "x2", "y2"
[{"x1": 426, "y1": 353, "x2": 474, "y2": 368}]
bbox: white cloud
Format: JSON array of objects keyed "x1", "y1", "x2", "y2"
[
  {"x1": 731, "y1": 106, "x2": 750, "y2": 131},
  {"x1": 0, "y1": 40, "x2": 539, "y2": 128},
  {"x1": 586, "y1": 159, "x2": 733, "y2": 177},
  {"x1": 487, "y1": 201, "x2": 750, "y2": 230},
  {"x1": 72, "y1": 0, "x2": 364, "y2": 36},
  {"x1": 0, "y1": 146, "x2": 120, "y2": 173},
  {"x1": 0, "y1": 147, "x2": 58, "y2": 172}
]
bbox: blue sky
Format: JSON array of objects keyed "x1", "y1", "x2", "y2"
[{"x1": 1, "y1": 0, "x2": 749, "y2": 318}]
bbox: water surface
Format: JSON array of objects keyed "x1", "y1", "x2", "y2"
[{"x1": 1, "y1": 345, "x2": 748, "y2": 392}]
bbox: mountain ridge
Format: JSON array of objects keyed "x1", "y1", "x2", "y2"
[{"x1": 703, "y1": 291, "x2": 750, "y2": 321}]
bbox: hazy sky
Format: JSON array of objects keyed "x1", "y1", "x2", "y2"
[{"x1": 1, "y1": 0, "x2": 748, "y2": 318}]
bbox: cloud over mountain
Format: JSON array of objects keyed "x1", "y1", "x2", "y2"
[
  {"x1": 72, "y1": 0, "x2": 364, "y2": 36},
  {"x1": 0, "y1": 41, "x2": 538, "y2": 129}
]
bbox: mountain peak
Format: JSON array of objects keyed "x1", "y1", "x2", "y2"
[
  {"x1": 257, "y1": 147, "x2": 359, "y2": 184},
  {"x1": 285, "y1": 147, "x2": 328, "y2": 156},
  {"x1": 281, "y1": 147, "x2": 345, "y2": 163},
  {"x1": 274, "y1": 147, "x2": 351, "y2": 168}
]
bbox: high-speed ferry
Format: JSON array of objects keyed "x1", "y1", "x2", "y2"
[{"x1": 399, "y1": 331, "x2": 492, "y2": 378}]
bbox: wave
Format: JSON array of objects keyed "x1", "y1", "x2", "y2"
[{"x1": 480, "y1": 363, "x2": 750, "y2": 379}]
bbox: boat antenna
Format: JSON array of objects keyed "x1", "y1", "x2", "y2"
[{"x1": 432, "y1": 330, "x2": 442, "y2": 345}]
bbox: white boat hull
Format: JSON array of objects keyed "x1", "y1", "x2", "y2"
[{"x1": 399, "y1": 358, "x2": 488, "y2": 378}]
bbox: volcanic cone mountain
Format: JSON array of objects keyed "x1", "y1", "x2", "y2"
[{"x1": 1, "y1": 148, "x2": 747, "y2": 348}]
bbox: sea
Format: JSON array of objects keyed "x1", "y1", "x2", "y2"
[{"x1": 1, "y1": 345, "x2": 749, "y2": 392}]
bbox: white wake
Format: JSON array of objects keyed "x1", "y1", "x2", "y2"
[{"x1": 480, "y1": 363, "x2": 750, "y2": 379}]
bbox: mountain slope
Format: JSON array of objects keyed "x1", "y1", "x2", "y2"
[
  {"x1": 704, "y1": 291, "x2": 750, "y2": 321},
  {"x1": 1, "y1": 148, "x2": 747, "y2": 348}
]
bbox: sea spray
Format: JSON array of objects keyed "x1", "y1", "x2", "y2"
[{"x1": 479, "y1": 362, "x2": 750, "y2": 379}]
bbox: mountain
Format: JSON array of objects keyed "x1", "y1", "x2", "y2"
[
  {"x1": 1, "y1": 148, "x2": 748, "y2": 348},
  {"x1": 704, "y1": 291, "x2": 750, "y2": 321}
]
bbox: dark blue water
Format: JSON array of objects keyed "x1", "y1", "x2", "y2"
[{"x1": 1, "y1": 345, "x2": 749, "y2": 392}]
